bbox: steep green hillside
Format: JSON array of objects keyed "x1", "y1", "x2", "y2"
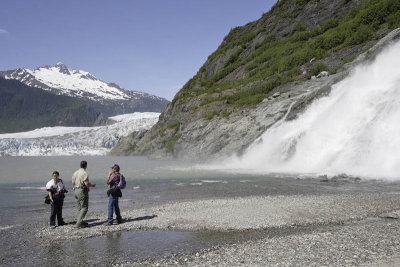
[
  {"x1": 116, "y1": 0, "x2": 400, "y2": 159},
  {"x1": 0, "y1": 78, "x2": 107, "y2": 133},
  {"x1": 174, "y1": 0, "x2": 400, "y2": 107}
]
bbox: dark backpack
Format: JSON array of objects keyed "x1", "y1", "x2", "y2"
[
  {"x1": 118, "y1": 174, "x2": 126, "y2": 189},
  {"x1": 44, "y1": 195, "x2": 51, "y2": 204}
]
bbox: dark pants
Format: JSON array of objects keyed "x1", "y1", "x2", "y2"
[
  {"x1": 50, "y1": 194, "x2": 64, "y2": 226},
  {"x1": 108, "y1": 194, "x2": 122, "y2": 223}
]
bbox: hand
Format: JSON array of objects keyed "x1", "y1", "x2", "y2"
[
  {"x1": 50, "y1": 199, "x2": 54, "y2": 204},
  {"x1": 92, "y1": 184, "x2": 96, "y2": 188}
]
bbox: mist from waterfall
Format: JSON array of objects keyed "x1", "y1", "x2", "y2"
[{"x1": 224, "y1": 40, "x2": 400, "y2": 180}]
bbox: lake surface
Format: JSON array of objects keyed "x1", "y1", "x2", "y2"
[
  {"x1": 2, "y1": 156, "x2": 400, "y2": 266},
  {"x1": 1, "y1": 156, "x2": 288, "y2": 225},
  {"x1": 1, "y1": 156, "x2": 400, "y2": 225}
]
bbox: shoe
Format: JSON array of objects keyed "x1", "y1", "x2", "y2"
[
  {"x1": 104, "y1": 221, "x2": 112, "y2": 226},
  {"x1": 76, "y1": 223, "x2": 87, "y2": 228},
  {"x1": 58, "y1": 221, "x2": 66, "y2": 226},
  {"x1": 117, "y1": 219, "x2": 124, "y2": 224},
  {"x1": 50, "y1": 225, "x2": 57, "y2": 229}
]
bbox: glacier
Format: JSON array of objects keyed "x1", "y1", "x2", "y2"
[{"x1": 0, "y1": 113, "x2": 159, "y2": 156}]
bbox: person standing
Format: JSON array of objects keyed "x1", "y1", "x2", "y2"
[
  {"x1": 104, "y1": 164, "x2": 124, "y2": 226},
  {"x1": 72, "y1": 160, "x2": 96, "y2": 228},
  {"x1": 46, "y1": 171, "x2": 66, "y2": 229}
]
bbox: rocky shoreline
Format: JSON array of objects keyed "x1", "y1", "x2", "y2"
[
  {"x1": 32, "y1": 192, "x2": 400, "y2": 266},
  {"x1": 37, "y1": 193, "x2": 400, "y2": 241},
  {"x1": 125, "y1": 216, "x2": 400, "y2": 266}
]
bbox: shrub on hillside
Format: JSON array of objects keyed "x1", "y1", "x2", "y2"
[{"x1": 307, "y1": 63, "x2": 328, "y2": 79}]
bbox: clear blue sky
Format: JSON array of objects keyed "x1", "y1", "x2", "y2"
[{"x1": 0, "y1": 1, "x2": 276, "y2": 100}]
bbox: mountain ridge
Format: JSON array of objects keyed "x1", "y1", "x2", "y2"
[
  {"x1": 0, "y1": 77, "x2": 107, "y2": 133},
  {"x1": 0, "y1": 62, "x2": 170, "y2": 115}
]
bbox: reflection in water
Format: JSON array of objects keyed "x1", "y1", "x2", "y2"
[
  {"x1": 45, "y1": 231, "x2": 195, "y2": 266},
  {"x1": 46, "y1": 232, "x2": 125, "y2": 266},
  {"x1": 43, "y1": 226, "x2": 326, "y2": 266},
  {"x1": 105, "y1": 232, "x2": 123, "y2": 265}
]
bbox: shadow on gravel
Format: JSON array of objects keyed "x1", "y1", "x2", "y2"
[
  {"x1": 88, "y1": 219, "x2": 108, "y2": 227},
  {"x1": 66, "y1": 215, "x2": 158, "y2": 227},
  {"x1": 131, "y1": 215, "x2": 157, "y2": 222},
  {"x1": 66, "y1": 218, "x2": 103, "y2": 226},
  {"x1": 84, "y1": 215, "x2": 158, "y2": 227}
]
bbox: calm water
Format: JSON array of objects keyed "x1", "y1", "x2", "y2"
[
  {"x1": 0, "y1": 156, "x2": 263, "y2": 225},
  {"x1": 1, "y1": 156, "x2": 400, "y2": 225},
  {"x1": 0, "y1": 155, "x2": 227, "y2": 185},
  {"x1": 2, "y1": 156, "x2": 400, "y2": 266}
]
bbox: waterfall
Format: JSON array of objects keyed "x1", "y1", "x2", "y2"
[{"x1": 225, "y1": 40, "x2": 400, "y2": 180}]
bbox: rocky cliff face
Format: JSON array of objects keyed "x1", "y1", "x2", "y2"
[{"x1": 112, "y1": 0, "x2": 400, "y2": 160}]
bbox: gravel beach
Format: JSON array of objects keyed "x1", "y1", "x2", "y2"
[
  {"x1": 37, "y1": 193, "x2": 400, "y2": 241},
  {"x1": 126, "y1": 217, "x2": 400, "y2": 266},
  {"x1": 31, "y1": 192, "x2": 400, "y2": 266}
]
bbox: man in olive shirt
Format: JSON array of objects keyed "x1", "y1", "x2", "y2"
[{"x1": 72, "y1": 161, "x2": 96, "y2": 228}]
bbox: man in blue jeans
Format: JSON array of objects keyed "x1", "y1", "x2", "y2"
[{"x1": 104, "y1": 164, "x2": 123, "y2": 225}]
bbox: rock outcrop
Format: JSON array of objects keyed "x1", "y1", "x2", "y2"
[{"x1": 112, "y1": 0, "x2": 400, "y2": 161}]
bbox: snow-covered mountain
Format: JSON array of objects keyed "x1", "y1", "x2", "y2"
[
  {"x1": 0, "y1": 63, "x2": 169, "y2": 114},
  {"x1": 0, "y1": 112, "x2": 159, "y2": 156}
]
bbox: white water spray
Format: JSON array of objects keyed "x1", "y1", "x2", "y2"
[{"x1": 225, "y1": 40, "x2": 400, "y2": 180}]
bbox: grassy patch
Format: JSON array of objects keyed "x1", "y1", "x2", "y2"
[
  {"x1": 160, "y1": 122, "x2": 180, "y2": 137},
  {"x1": 167, "y1": 122, "x2": 180, "y2": 130},
  {"x1": 165, "y1": 134, "x2": 181, "y2": 153},
  {"x1": 220, "y1": 110, "x2": 231, "y2": 119},
  {"x1": 160, "y1": 128, "x2": 166, "y2": 137},
  {"x1": 203, "y1": 110, "x2": 220, "y2": 120},
  {"x1": 307, "y1": 63, "x2": 328, "y2": 79}
]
